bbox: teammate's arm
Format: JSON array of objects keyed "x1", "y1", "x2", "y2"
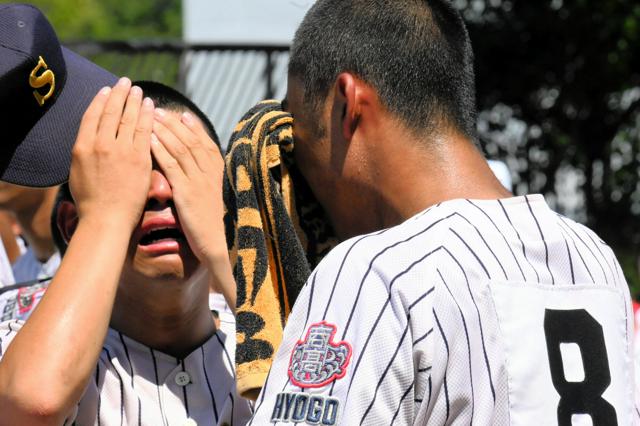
[
  {"x1": 0, "y1": 78, "x2": 153, "y2": 425},
  {"x1": 150, "y1": 109, "x2": 236, "y2": 312}
]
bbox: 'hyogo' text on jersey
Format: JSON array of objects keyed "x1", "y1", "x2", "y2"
[{"x1": 250, "y1": 194, "x2": 637, "y2": 425}]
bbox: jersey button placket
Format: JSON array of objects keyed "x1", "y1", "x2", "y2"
[
  {"x1": 164, "y1": 364, "x2": 193, "y2": 425},
  {"x1": 175, "y1": 371, "x2": 191, "y2": 387}
]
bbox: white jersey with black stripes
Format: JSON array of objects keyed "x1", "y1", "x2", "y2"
[
  {"x1": 250, "y1": 194, "x2": 637, "y2": 425},
  {"x1": 0, "y1": 321, "x2": 252, "y2": 425}
]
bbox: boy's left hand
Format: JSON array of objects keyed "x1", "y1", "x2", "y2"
[{"x1": 151, "y1": 108, "x2": 227, "y2": 265}]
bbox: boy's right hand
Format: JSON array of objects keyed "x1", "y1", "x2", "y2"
[{"x1": 69, "y1": 77, "x2": 154, "y2": 232}]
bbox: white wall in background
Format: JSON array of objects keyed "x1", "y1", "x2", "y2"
[{"x1": 184, "y1": 0, "x2": 315, "y2": 44}]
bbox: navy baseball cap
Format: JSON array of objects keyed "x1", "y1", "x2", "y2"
[{"x1": 0, "y1": 3, "x2": 117, "y2": 187}]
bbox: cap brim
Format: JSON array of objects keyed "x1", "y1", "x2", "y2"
[{"x1": 1, "y1": 47, "x2": 117, "y2": 187}]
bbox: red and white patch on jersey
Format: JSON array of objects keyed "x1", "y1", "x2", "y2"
[
  {"x1": 288, "y1": 321, "x2": 352, "y2": 388},
  {"x1": 17, "y1": 284, "x2": 46, "y2": 315}
]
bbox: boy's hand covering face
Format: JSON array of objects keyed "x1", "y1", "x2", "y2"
[
  {"x1": 151, "y1": 109, "x2": 226, "y2": 263},
  {"x1": 69, "y1": 78, "x2": 154, "y2": 231}
]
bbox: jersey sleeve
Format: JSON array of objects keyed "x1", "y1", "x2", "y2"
[{"x1": 249, "y1": 235, "x2": 436, "y2": 425}]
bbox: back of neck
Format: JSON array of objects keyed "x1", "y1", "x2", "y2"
[{"x1": 376, "y1": 132, "x2": 511, "y2": 227}]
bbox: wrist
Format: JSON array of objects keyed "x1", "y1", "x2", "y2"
[
  {"x1": 79, "y1": 209, "x2": 139, "y2": 230},
  {"x1": 198, "y1": 219, "x2": 229, "y2": 260},
  {"x1": 203, "y1": 239, "x2": 233, "y2": 281},
  {"x1": 203, "y1": 248, "x2": 237, "y2": 314},
  {"x1": 77, "y1": 212, "x2": 138, "y2": 237},
  {"x1": 203, "y1": 246, "x2": 231, "y2": 271}
]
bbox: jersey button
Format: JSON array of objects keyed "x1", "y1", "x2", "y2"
[{"x1": 175, "y1": 371, "x2": 191, "y2": 386}]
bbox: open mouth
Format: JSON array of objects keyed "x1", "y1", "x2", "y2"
[{"x1": 139, "y1": 227, "x2": 185, "y2": 246}]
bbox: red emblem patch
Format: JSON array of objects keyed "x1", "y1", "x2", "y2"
[
  {"x1": 288, "y1": 321, "x2": 352, "y2": 388},
  {"x1": 17, "y1": 285, "x2": 46, "y2": 315}
]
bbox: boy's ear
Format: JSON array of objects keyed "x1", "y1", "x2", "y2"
[
  {"x1": 56, "y1": 200, "x2": 78, "y2": 245},
  {"x1": 335, "y1": 72, "x2": 361, "y2": 142}
]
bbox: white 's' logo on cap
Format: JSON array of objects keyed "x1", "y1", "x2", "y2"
[{"x1": 29, "y1": 56, "x2": 56, "y2": 107}]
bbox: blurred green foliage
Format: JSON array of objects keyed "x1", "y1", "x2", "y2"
[
  {"x1": 460, "y1": 0, "x2": 640, "y2": 297},
  {"x1": 23, "y1": 0, "x2": 181, "y2": 39},
  {"x1": 20, "y1": 0, "x2": 182, "y2": 85},
  {"x1": 617, "y1": 250, "x2": 639, "y2": 298},
  {"x1": 87, "y1": 50, "x2": 180, "y2": 87}
]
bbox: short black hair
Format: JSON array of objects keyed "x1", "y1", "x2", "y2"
[
  {"x1": 289, "y1": 0, "x2": 477, "y2": 139},
  {"x1": 134, "y1": 80, "x2": 220, "y2": 147}
]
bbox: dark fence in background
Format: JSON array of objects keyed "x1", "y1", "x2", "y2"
[
  {"x1": 66, "y1": 40, "x2": 289, "y2": 93},
  {"x1": 65, "y1": 41, "x2": 291, "y2": 145},
  {"x1": 62, "y1": 40, "x2": 640, "y2": 296}
]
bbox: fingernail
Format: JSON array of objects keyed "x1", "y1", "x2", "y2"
[
  {"x1": 99, "y1": 86, "x2": 111, "y2": 96},
  {"x1": 131, "y1": 86, "x2": 142, "y2": 97},
  {"x1": 155, "y1": 108, "x2": 166, "y2": 118},
  {"x1": 143, "y1": 97, "x2": 154, "y2": 108},
  {"x1": 118, "y1": 77, "x2": 131, "y2": 87},
  {"x1": 182, "y1": 111, "x2": 194, "y2": 126}
]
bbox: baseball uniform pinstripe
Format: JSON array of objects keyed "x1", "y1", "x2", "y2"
[
  {"x1": 0, "y1": 320, "x2": 251, "y2": 425},
  {"x1": 250, "y1": 194, "x2": 637, "y2": 425}
]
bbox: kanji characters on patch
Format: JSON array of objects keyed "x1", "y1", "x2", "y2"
[{"x1": 288, "y1": 321, "x2": 352, "y2": 388}]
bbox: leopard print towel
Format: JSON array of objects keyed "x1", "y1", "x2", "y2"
[{"x1": 223, "y1": 100, "x2": 337, "y2": 399}]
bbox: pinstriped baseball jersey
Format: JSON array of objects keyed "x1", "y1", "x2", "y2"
[
  {"x1": 250, "y1": 194, "x2": 638, "y2": 425},
  {"x1": 0, "y1": 321, "x2": 252, "y2": 425}
]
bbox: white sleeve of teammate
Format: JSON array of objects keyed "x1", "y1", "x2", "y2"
[
  {"x1": 0, "y1": 245, "x2": 14, "y2": 287},
  {"x1": 249, "y1": 238, "x2": 435, "y2": 425}
]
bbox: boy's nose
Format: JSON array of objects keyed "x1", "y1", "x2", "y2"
[{"x1": 145, "y1": 169, "x2": 173, "y2": 209}]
